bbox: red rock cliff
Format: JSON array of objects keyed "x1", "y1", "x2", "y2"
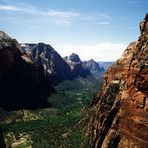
[{"x1": 86, "y1": 14, "x2": 148, "y2": 148}]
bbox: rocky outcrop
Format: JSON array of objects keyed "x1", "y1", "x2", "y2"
[
  {"x1": 64, "y1": 53, "x2": 90, "y2": 77},
  {"x1": 140, "y1": 13, "x2": 148, "y2": 35},
  {"x1": 86, "y1": 14, "x2": 148, "y2": 147},
  {"x1": 0, "y1": 32, "x2": 51, "y2": 110},
  {"x1": 83, "y1": 59, "x2": 105, "y2": 77}
]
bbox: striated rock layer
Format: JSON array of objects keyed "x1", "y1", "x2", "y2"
[
  {"x1": 86, "y1": 15, "x2": 148, "y2": 148},
  {"x1": 28, "y1": 43, "x2": 72, "y2": 84}
]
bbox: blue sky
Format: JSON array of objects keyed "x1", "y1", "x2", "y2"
[{"x1": 0, "y1": 0, "x2": 147, "y2": 61}]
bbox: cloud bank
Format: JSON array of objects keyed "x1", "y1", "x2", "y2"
[{"x1": 55, "y1": 42, "x2": 126, "y2": 61}]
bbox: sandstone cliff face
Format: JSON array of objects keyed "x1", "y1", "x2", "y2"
[
  {"x1": 0, "y1": 32, "x2": 51, "y2": 110},
  {"x1": 86, "y1": 15, "x2": 148, "y2": 147}
]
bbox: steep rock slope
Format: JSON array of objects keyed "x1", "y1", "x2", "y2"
[
  {"x1": 86, "y1": 15, "x2": 148, "y2": 147},
  {"x1": 0, "y1": 32, "x2": 51, "y2": 110},
  {"x1": 22, "y1": 43, "x2": 72, "y2": 84},
  {"x1": 83, "y1": 59, "x2": 105, "y2": 77}
]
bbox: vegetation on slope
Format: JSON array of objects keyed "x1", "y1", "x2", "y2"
[{"x1": 0, "y1": 76, "x2": 102, "y2": 148}]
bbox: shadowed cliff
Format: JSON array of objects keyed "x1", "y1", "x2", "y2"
[{"x1": 0, "y1": 32, "x2": 51, "y2": 110}]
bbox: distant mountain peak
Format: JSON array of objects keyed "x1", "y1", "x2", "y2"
[
  {"x1": 89, "y1": 59, "x2": 95, "y2": 62},
  {"x1": 68, "y1": 53, "x2": 81, "y2": 62},
  {"x1": 64, "y1": 53, "x2": 90, "y2": 77},
  {"x1": 82, "y1": 59, "x2": 104, "y2": 77}
]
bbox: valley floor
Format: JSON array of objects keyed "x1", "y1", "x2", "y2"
[{"x1": 0, "y1": 77, "x2": 102, "y2": 148}]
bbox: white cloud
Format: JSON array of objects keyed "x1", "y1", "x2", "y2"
[
  {"x1": 0, "y1": 4, "x2": 80, "y2": 27},
  {"x1": 0, "y1": 4, "x2": 80, "y2": 18},
  {"x1": 0, "y1": 4, "x2": 80, "y2": 26},
  {"x1": 96, "y1": 22, "x2": 110, "y2": 25},
  {"x1": 81, "y1": 13, "x2": 110, "y2": 26},
  {"x1": 0, "y1": 0, "x2": 13, "y2": 2},
  {"x1": 0, "y1": 16, "x2": 16, "y2": 20},
  {"x1": 82, "y1": 13, "x2": 110, "y2": 21},
  {"x1": 0, "y1": 4, "x2": 109, "y2": 21},
  {"x1": 0, "y1": 3, "x2": 110, "y2": 27},
  {"x1": 0, "y1": 5, "x2": 18, "y2": 10},
  {"x1": 53, "y1": 20, "x2": 72, "y2": 26},
  {"x1": 46, "y1": 10, "x2": 80, "y2": 18},
  {"x1": 96, "y1": 13, "x2": 110, "y2": 19},
  {"x1": 55, "y1": 42, "x2": 126, "y2": 61}
]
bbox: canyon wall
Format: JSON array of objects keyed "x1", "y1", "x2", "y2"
[{"x1": 86, "y1": 14, "x2": 148, "y2": 148}]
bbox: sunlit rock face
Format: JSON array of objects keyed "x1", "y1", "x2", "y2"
[
  {"x1": 30, "y1": 43, "x2": 73, "y2": 84},
  {"x1": 86, "y1": 14, "x2": 148, "y2": 148},
  {"x1": 0, "y1": 32, "x2": 51, "y2": 110},
  {"x1": 22, "y1": 43, "x2": 72, "y2": 84}
]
